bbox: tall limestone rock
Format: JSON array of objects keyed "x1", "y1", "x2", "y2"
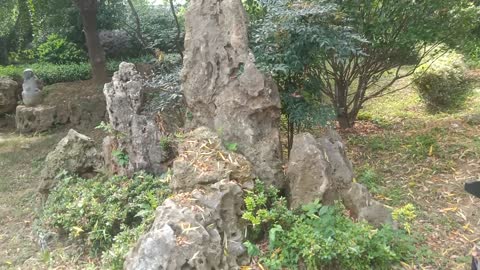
[
  {"x1": 103, "y1": 62, "x2": 169, "y2": 176},
  {"x1": 181, "y1": 0, "x2": 284, "y2": 187}
]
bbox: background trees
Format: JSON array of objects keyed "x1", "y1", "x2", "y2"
[{"x1": 251, "y1": 0, "x2": 477, "y2": 129}]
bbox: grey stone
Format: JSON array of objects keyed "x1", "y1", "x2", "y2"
[
  {"x1": 286, "y1": 131, "x2": 393, "y2": 227},
  {"x1": 103, "y1": 62, "x2": 168, "y2": 176},
  {"x1": 38, "y1": 129, "x2": 100, "y2": 195},
  {"x1": 286, "y1": 133, "x2": 331, "y2": 209},
  {"x1": 358, "y1": 200, "x2": 394, "y2": 228},
  {"x1": 0, "y1": 77, "x2": 19, "y2": 114},
  {"x1": 15, "y1": 105, "x2": 55, "y2": 133},
  {"x1": 465, "y1": 113, "x2": 480, "y2": 125},
  {"x1": 181, "y1": 0, "x2": 283, "y2": 188},
  {"x1": 125, "y1": 180, "x2": 247, "y2": 270},
  {"x1": 21, "y1": 69, "x2": 43, "y2": 106}
]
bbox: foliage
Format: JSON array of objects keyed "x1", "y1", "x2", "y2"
[
  {"x1": 144, "y1": 55, "x2": 184, "y2": 114},
  {"x1": 40, "y1": 172, "x2": 171, "y2": 261},
  {"x1": 252, "y1": 0, "x2": 477, "y2": 128},
  {"x1": 36, "y1": 34, "x2": 86, "y2": 64},
  {"x1": 414, "y1": 51, "x2": 472, "y2": 112},
  {"x1": 356, "y1": 166, "x2": 382, "y2": 194},
  {"x1": 124, "y1": 2, "x2": 184, "y2": 53},
  {"x1": 0, "y1": 57, "x2": 148, "y2": 85},
  {"x1": 392, "y1": 204, "x2": 417, "y2": 234},
  {"x1": 0, "y1": 62, "x2": 91, "y2": 84},
  {"x1": 112, "y1": 149, "x2": 129, "y2": 167},
  {"x1": 242, "y1": 181, "x2": 416, "y2": 269}
]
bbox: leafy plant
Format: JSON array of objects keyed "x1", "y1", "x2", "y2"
[
  {"x1": 95, "y1": 121, "x2": 114, "y2": 134},
  {"x1": 40, "y1": 172, "x2": 171, "y2": 268},
  {"x1": 414, "y1": 51, "x2": 473, "y2": 112},
  {"x1": 112, "y1": 149, "x2": 129, "y2": 167},
  {"x1": 242, "y1": 180, "x2": 417, "y2": 269},
  {"x1": 392, "y1": 204, "x2": 417, "y2": 234},
  {"x1": 36, "y1": 34, "x2": 86, "y2": 64},
  {"x1": 225, "y1": 142, "x2": 238, "y2": 152},
  {"x1": 252, "y1": 0, "x2": 477, "y2": 128}
]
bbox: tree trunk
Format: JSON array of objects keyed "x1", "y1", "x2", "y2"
[
  {"x1": 0, "y1": 37, "x2": 8, "y2": 65},
  {"x1": 337, "y1": 114, "x2": 353, "y2": 129},
  {"x1": 169, "y1": 0, "x2": 184, "y2": 59},
  {"x1": 73, "y1": 0, "x2": 108, "y2": 84},
  {"x1": 335, "y1": 80, "x2": 352, "y2": 129}
]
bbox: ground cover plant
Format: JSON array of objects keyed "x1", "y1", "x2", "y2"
[{"x1": 38, "y1": 171, "x2": 171, "y2": 269}]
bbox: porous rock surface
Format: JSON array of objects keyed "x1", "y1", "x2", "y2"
[
  {"x1": 125, "y1": 180, "x2": 246, "y2": 270},
  {"x1": 125, "y1": 127, "x2": 253, "y2": 270},
  {"x1": 0, "y1": 77, "x2": 19, "y2": 114},
  {"x1": 38, "y1": 129, "x2": 100, "y2": 195},
  {"x1": 15, "y1": 105, "x2": 56, "y2": 133},
  {"x1": 103, "y1": 62, "x2": 168, "y2": 176},
  {"x1": 181, "y1": 0, "x2": 283, "y2": 188},
  {"x1": 286, "y1": 131, "x2": 393, "y2": 227}
]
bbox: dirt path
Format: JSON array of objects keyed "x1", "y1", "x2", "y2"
[{"x1": 0, "y1": 117, "x2": 67, "y2": 269}]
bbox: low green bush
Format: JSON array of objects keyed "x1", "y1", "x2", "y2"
[
  {"x1": 0, "y1": 59, "x2": 126, "y2": 85},
  {"x1": 39, "y1": 171, "x2": 171, "y2": 268},
  {"x1": 243, "y1": 180, "x2": 417, "y2": 270},
  {"x1": 36, "y1": 34, "x2": 87, "y2": 64},
  {"x1": 413, "y1": 51, "x2": 472, "y2": 112},
  {"x1": 0, "y1": 62, "x2": 90, "y2": 84}
]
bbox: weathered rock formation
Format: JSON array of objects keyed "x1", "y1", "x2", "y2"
[
  {"x1": 0, "y1": 77, "x2": 19, "y2": 114},
  {"x1": 125, "y1": 127, "x2": 252, "y2": 270},
  {"x1": 103, "y1": 62, "x2": 169, "y2": 176},
  {"x1": 181, "y1": 0, "x2": 283, "y2": 188},
  {"x1": 15, "y1": 105, "x2": 56, "y2": 133},
  {"x1": 38, "y1": 129, "x2": 100, "y2": 195},
  {"x1": 286, "y1": 131, "x2": 393, "y2": 227}
]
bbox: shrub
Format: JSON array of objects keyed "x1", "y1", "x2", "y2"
[
  {"x1": 0, "y1": 57, "x2": 147, "y2": 85},
  {"x1": 0, "y1": 62, "x2": 90, "y2": 84},
  {"x1": 414, "y1": 51, "x2": 472, "y2": 112},
  {"x1": 39, "y1": 171, "x2": 171, "y2": 267},
  {"x1": 36, "y1": 34, "x2": 87, "y2": 64},
  {"x1": 243, "y1": 180, "x2": 417, "y2": 270}
]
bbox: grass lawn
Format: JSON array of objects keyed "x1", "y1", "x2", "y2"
[{"x1": 343, "y1": 78, "x2": 480, "y2": 269}]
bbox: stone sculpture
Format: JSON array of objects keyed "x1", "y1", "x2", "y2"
[{"x1": 21, "y1": 69, "x2": 43, "y2": 106}]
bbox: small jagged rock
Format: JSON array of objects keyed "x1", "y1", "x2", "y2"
[
  {"x1": 358, "y1": 201, "x2": 394, "y2": 228},
  {"x1": 286, "y1": 131, "x2": 393, "y2": 227},
  {"x1": 103, "y1": 62, "x2": 168, "y2": 176},
  {"x1": 125, "y1": 180, "x2": 247, "y2": 270},
  {"x1": 286, "y1": 133, "x2": 332, "y2": 209},
  {"x1": 38, "y1": 129, "x2": 100, "y2": 195},
  {"x1": 465, "y1": 113, "x2": 480, "y2": 125},
  {"x1": 15, "y1": 105, "x2": 56, "y2": 133},
  {"x1": 0, "y1": 77, "x2": 19, "y2": 114},
  {"x1": 171, "y1": 127, "x2": 254, "y2": 191},
  {"x1": 182, "y1": 0, "x2": 284, "y2": 188}
]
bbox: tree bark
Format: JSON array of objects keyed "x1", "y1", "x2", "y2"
[
  {"x1": 169, "y1": 0, "x2": 183, "y2": 59},
  {"x1": 72, "y1": 0, "x2": 108, "y2": 84},
  {"x1": 0, "y1": 37, "x2": 8, "y2": 65}
]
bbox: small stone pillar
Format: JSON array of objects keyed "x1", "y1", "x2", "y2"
[{"x1": 15, "y1": 105, "x2": 56, "y2": 133}]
